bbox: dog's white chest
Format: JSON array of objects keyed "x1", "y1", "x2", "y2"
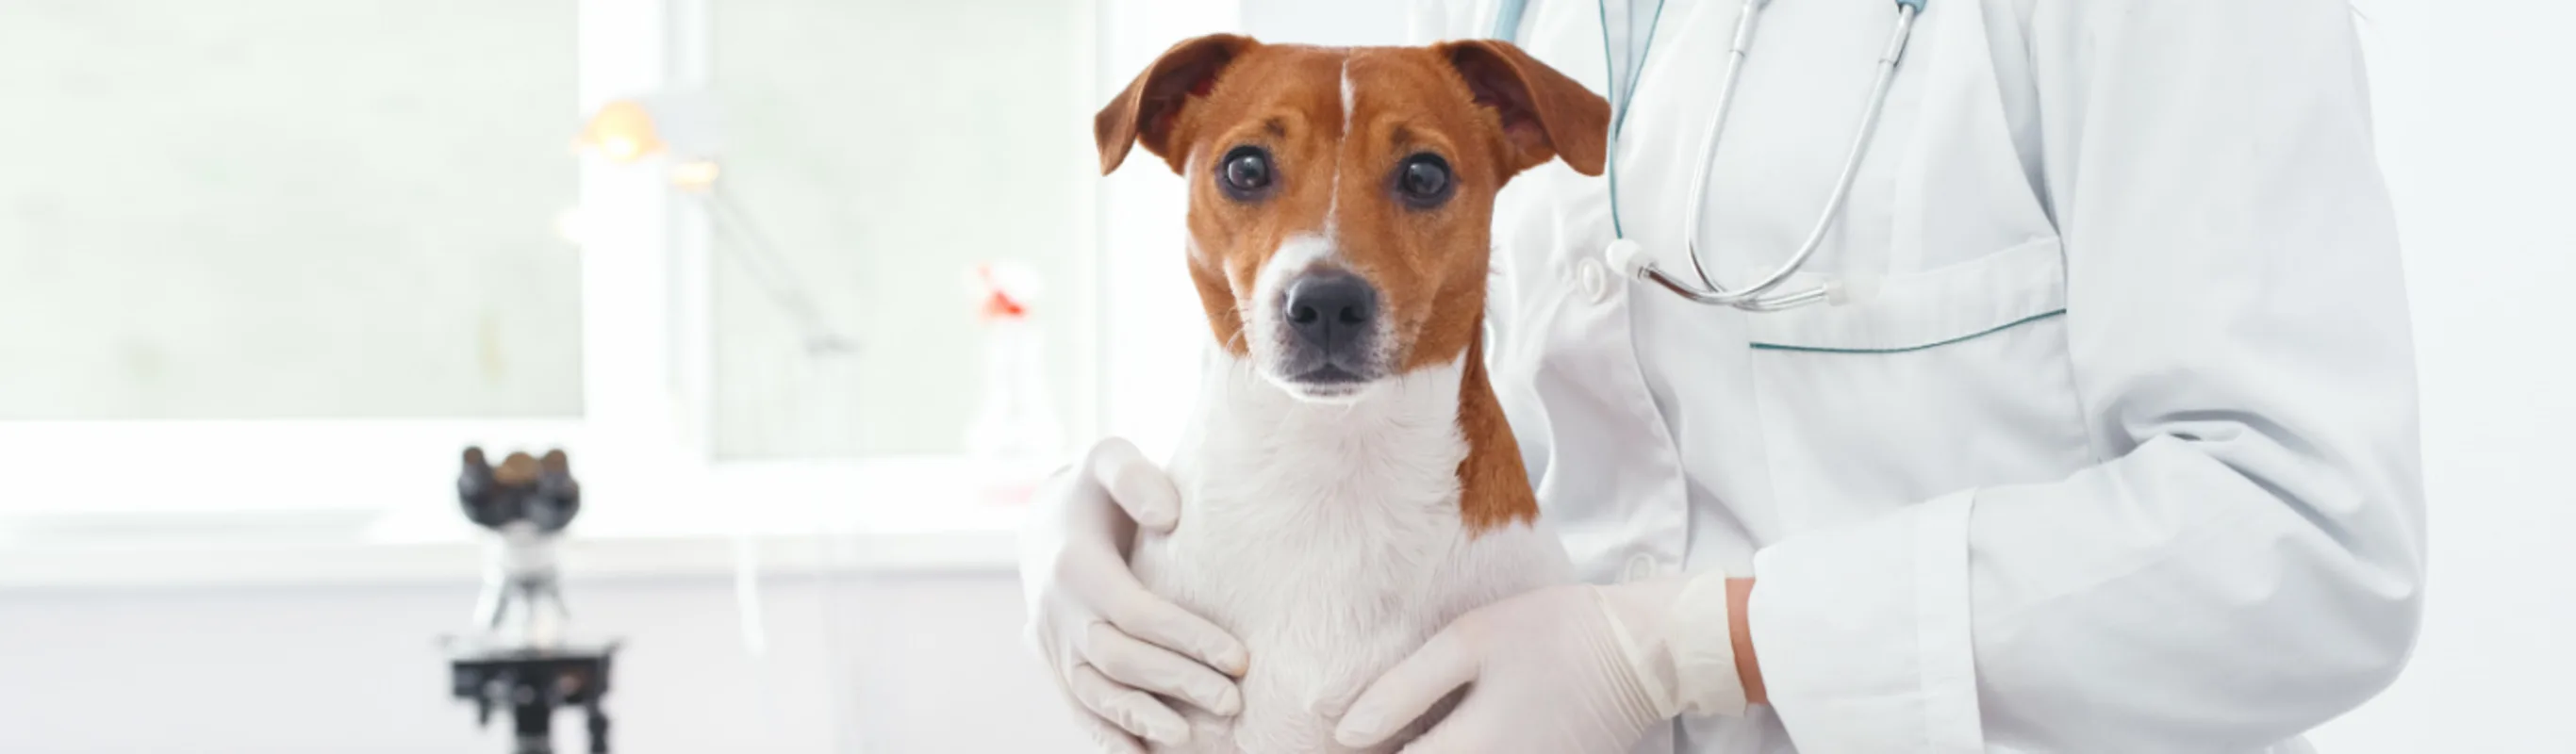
[{"x1": 1129, "y1": 358, "x2": 1570, "y2": 754}]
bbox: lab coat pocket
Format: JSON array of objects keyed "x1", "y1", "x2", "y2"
[
  {"x1": 1742, "y1": 236, "x2": 2091, "y2": 531},
  {"x1": 1746, "y1": 237, "x2": 2066, "y2": 353}
]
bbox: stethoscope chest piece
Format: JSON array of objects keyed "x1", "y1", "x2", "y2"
[{"x1": 1604, "y1": 238, "x2": 1649, "y2": 282}]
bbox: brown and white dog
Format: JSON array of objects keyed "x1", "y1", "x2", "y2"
[{"x1": 1093, "y1": 36, "x2": 1610, "y2": 753}]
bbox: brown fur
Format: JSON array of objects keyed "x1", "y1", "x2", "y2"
[{"x1": 1097, "y1": 37, "x2": 1608, "y2": 533}]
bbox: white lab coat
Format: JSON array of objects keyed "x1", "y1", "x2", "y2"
[{"x1": 1411, "y1": 0, "x2": 2425, "y2": 751}]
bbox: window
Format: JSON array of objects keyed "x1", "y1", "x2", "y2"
[
  {"x1": 0, "y1": 0, "x2": 1145, "y2": 522},
  {"x1": 0, "y1": 0, "x2": 581, "y2": 419},
  {"x1": 707, "y1": 0, "x2": 1098, "y2": 458}
]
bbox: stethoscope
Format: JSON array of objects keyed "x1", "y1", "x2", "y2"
[{"x1": 1494, "y1": 0, "x2": 1925, "y2": 311}]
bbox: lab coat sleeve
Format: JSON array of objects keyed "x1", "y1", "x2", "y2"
[{"x1": 1743, "y1": 0, "x2": 2425, "y2": 750}]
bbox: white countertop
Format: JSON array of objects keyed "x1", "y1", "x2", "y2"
[{"x1": 0, "y1": 456, "x2": 1032, "y2": 590}]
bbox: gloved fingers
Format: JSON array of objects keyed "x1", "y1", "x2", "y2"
[
  {"x1": 1027, "y1": 439, "x2": 1142, "y2": 556},
  {"x1": 1067, "y1": 662, "x2": 1192, "y2": 746},
  {"x1": 1085, "y1": 620, "x2": 1245, "y2": 715},
  {"x1": 1394, "y1": 720, "x2": 1494, "y2": 754},
  {"x1": 1098, "y1": 580, "x2": 1251, "y2": 678},
  {"x1": 1019, "y1": 465, "x2": 1115, "y2": 609},
  {"x1": 1386, "y1": 680, "x2": 1493, "y2": 754},
  {"x1": 1395, "y1": 700, "x2": 1586, "y2": 754},
  {"x1": 1059, "y1": 683, "x2": 1150, "y2": 754},
  {"x1": 1333, "y1": 625, "x2": 1484, "y2": 748},
  {"x1": 1037, "y1": 507, "x2": 1249, "y2": 680},
  {"x1": 1019, "y1": 542, "x2": 1115, "y2": 659},
  {"x1": 1086, "y1": 437, "x2": 1181, "y2": 533}
]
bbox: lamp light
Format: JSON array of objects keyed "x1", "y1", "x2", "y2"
[{"x1": 566, "y1": 90, "x2": 853, "y2": 355}]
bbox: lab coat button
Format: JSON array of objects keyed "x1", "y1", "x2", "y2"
[
  {"x1": 1576, "y1": 257, "x2": 1612, "y2": 303},
  {"x1": 1621, "y1": 553, "x2": 1660, "y2": 582}
]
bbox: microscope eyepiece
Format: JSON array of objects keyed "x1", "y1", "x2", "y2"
[{"x1": 458, "y1": 446, "x2": 580, "y2": 533}]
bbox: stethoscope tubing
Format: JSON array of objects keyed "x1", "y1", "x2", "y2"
[{"x1": 1623, "y1": 0, "x2": 1923, "y2": 311}]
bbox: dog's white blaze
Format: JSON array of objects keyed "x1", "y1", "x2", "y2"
[
  {"x1": 1339, "y1": 56, "x2": 1356, "y2": 134},
  {"x1": 1328, "y1": 55, "x2": 1353, "y2": 237},
  {"x1": 1254, "y1": 234, "x2": 1337, "y2": 316}
]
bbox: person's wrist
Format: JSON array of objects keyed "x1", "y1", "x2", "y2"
[
  {"x1": 1664, "y1": 574, "x2": 1751, "y2": 716},
  {"x1": 1595, "y1": 572, "x2": 1752, "y2": 718},
  {"x1": 1726, "y1": 577, "x2": 1765, "y2": 707}
]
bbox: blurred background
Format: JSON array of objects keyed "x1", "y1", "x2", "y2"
[{"x1": 0, "y1": 0, "x2": 2564, "y2": 751}]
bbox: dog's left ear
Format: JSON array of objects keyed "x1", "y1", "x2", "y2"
[
  {"x1": 1433, "y1": 40, "x2": 1610, "y2": 177},
  {"x1": 1096, "y1": 34, "x2": 1258, "y2": 175}
]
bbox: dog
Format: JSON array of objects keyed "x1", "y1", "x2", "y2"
[{"x1": 1092, "y1": 35, "x2": 1610, "y2": 753}]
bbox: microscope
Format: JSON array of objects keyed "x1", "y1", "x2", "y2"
[{"x1": 445, "y1": 447, "x2": 618, "y2": 754}]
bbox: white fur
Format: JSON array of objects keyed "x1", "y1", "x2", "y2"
[
  {"x1": 1246, "y1": 233, "x2": 1336, "y2": 378},
  {"x1": 1327, "y1": 55, "x2": 1352, "y2": 238},
  {"x1": 1131, "y1": 352, "x2": 1574, "y2": 754},
  {"x1": 1246, "y1": 234, "x2": 1395, "y2": 402}
]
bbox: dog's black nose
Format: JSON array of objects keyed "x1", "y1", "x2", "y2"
[{"x1": 1283, "y1": 270, "x2": 1377, "y2": 351}]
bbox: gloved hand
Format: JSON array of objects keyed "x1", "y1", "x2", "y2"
[
  {"x1": 1331, "y1": 575, "x2": 1756, "y2": 754},
  {"x1": 1021, "y1": 438, "x2": 1250, "y2": 753}
]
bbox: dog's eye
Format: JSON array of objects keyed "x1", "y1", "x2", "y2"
[
  {"x1": 1395, "y1": 154, "x2": 1452, "y2": 207},
  {"x1": 1219, "y1": 146, "x2": 1273, "y2": 199}
]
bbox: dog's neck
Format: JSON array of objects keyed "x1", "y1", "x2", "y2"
[{"x1": 1177, "y1": 338, "x2": 1537, "y2": 534}]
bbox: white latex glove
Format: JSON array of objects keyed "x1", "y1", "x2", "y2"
[
  {"x1": 1332, "y1": 576, "x2": 1748, "y2": 754},
  {"x1": 1022, "y1": 438, "x2": 1251, "y2": 753}
]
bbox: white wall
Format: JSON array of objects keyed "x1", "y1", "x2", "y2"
[
  {"x1": 2306, "y1": 1, "x2": 2576, "y2": 749},
  {"x1": 1241, "y1": 0, "x2": 1411, "y2": 46},
  {"x1": 1097, "y1": 0, "x2": 1242, "y2": 456}
]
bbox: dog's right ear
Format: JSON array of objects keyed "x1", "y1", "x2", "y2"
[
  {"x1": 1432, "y1": 40, "x2": 1610, "y2": 177},
  {"x1": 1096, "y1": 34, "x2": 1256, "y2": 175}
]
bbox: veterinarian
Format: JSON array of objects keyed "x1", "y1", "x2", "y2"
[{"x1": 1023, "y1": 0, "x2": 2423, "y2": 750}]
